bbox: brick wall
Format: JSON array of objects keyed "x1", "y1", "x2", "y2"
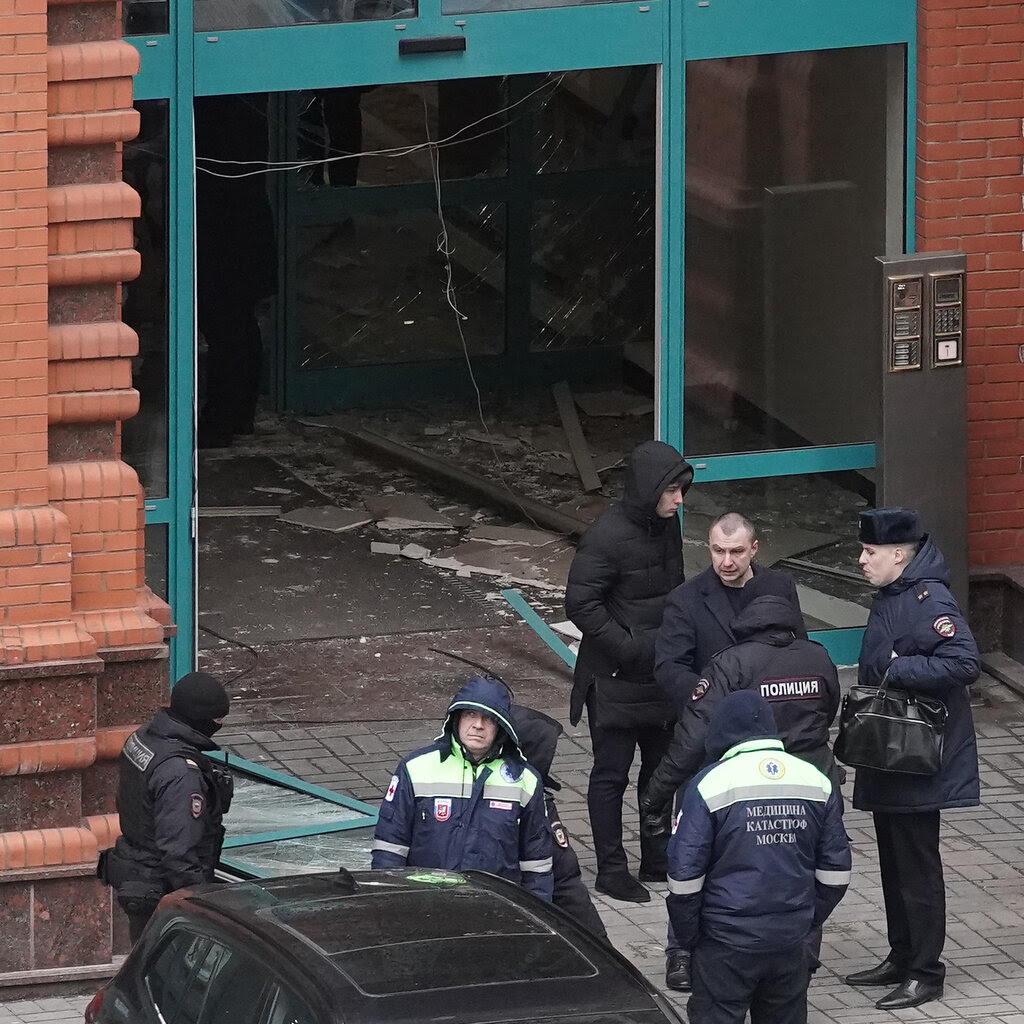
[
  {"x1": 0, "y1": 0, "x2": 173, "y2": 980},
  {"x1": 917, "y1": 0, "x2": 1024, "y2": 566}
]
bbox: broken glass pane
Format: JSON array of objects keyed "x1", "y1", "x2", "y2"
[
  {"x1": 530, "y1": 194, "x2": 654, "y2": 352},
  {"x1": 296, "y1": 206, "x2": 506, "y2": 368},
  {"x1": 224, "y1": 831, "x2": 374, "y2": 877},
  {"x1": 223, "y1": 773, "x2": 373, "y2": 838}
]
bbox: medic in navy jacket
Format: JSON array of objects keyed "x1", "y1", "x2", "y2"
[
  {"x1": 666, "y1": 692, "x2": 849, "y2": 1023},
  {"x1": 371, "y1": 675, "x2": 554, "y2": 901}
]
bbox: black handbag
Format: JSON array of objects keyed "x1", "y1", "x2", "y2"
[{"x1": 834, "y1": 672, "x2": 947, "y2": 776}]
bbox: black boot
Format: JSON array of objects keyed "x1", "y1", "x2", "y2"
[
  {"x1": 665, "y1": 951, "x2": 691, "y2": 992},
  {"x1": 595, "y1": 872, "x2": 650, "y2": 903}
]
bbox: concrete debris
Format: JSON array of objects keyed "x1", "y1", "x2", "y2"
[
  {"x1": 574, "y1": 391, "x2": 655, "y2": 418},
  {"x1": 277, "y1": 506, "x2": 373, "y2": 533},
  {"x1": 400, "y1": 543, "x2": 432, "y2": 560},
  {"x1": 552, "y1": 381, "x2": 602, "y2": 493},
  {"x1": 366, "y1": 493, "x2": 456, "y2": 531},
  {"x1": 549, "y1": 620, "x2": 583, "y2": 642},
  {"x1": 468, "y1": 525, "x2": 561, "y2": 547},
  {"x1": 199, "y1": 506, "x2": 283, "y2": 517},
  {"x1": 461, "y1": 429, "x2": 521, "y2": 449},
  {"x1": 370, "y1": 541, "x2": 402, "y2": 555},
  {"x1": 423, "y1": 425, "x2": 448, "y2": 436},
  {"x1": 434, "y1": 539, "x2": 573, "y2": 592},
  {"x1": 556, "y1": 494, "x2": 609, "y2": 522},
  {"x1": 253, "y1": 486, "x2": 294, "y2": 495}
]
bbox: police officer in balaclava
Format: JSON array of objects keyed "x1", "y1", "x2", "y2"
[{"x1": 98, "y1": 672, "x2": 234, "y2": 942}]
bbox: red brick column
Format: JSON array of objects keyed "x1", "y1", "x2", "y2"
[
  {"x1": 0, "y1": 0, "x2": 174, "y2": 980},
  {"x1": 917, "y1": 0, "x2": 1024, "y2": 566}
]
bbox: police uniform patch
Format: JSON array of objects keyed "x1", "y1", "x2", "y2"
[
  {"x1": 691, "y1": 678, "x2": 710, "y2": 701},
  {"x1": 933, "y1": 615, "x2": 956, "y2": 638},
  {"x1": 190, "y1": 793, "x2": 205, "y2": 819},
  {"x1": 385, "y1": 774, "x2": 399, "y2": 802},
  {"x1": 434, "y1": 797, "x2": 452, "y2": 821},
  {"x1": 552, "y1": 823, "x2": 569, "y2": 848},
  {"x1": 758, "y1": 758, "x2": 785, "y2": 780}
]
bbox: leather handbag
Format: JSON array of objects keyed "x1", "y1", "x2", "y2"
[{"x1": 834, "y1": 672, "x2": 947, "y2": 776}]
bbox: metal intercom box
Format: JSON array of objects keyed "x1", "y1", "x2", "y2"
[{"x1": 876, "y1": 251, "x2": 968, "y2": 604}]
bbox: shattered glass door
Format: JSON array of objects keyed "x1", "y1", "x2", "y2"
[{"x1": 280, "y1": 68, "x2": 656, "y2": 410}]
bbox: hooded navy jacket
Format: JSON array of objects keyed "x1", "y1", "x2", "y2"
[
  {"x1": 667, "y1": 698, "x2": 850, "y2": 953},
  {"x1": 566, "y1": 440, "x2": 693, "y2": 726},
  {"x1": 371, "y1": 676, "x2": 554, "y2": 900},
  {"x1": 853, "y1": 535, "x2": 980, "y2": 814}
]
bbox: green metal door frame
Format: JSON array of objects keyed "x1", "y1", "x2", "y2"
[{"x1": 127, "y1": 0, "x2": 917, "y2": 672}]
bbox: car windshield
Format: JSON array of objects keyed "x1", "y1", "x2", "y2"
[{"x1": 267, "y1": 888, "x2": 597, "y2": 994}]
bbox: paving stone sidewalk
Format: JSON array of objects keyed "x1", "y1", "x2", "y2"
[{"x1": 5, "y1": 671, "x2": 1024, "y2": 1023}]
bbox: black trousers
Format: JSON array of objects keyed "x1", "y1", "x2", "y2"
[
  {"x1": 688, "y1": 938, "x2": 809, "y2": 1024},
  {"x1": 873, "y1": 809, "x2": 946, "y2": 984},
  {"x1": 587, "y1": 721, "x2": 672, "y2": 876}
]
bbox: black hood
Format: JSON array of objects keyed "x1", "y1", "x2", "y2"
[
  {"x1": 885, "y1": 534, "x2": 950, "y2": 592},
  {"x1": 510, "y1": 704, "x2": 561, "y2": 790},
  {"x1": 621, "y1": 441, "x2": 693, "y2": 522},
  {"x1": 731, "y1": 594, "x2": 803, "y2": 643}
]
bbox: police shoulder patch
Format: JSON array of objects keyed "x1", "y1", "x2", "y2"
[
  {"x1": 691, "y1": 678, "x2": 710, "y2": 701},
  {"x1": 933, "y1": 615, "x2": 956, "y2": 638},
  {"x1": 552, "y1": 823, "x2": 569, "y2": 848},
  {"x1": 190, "y1": 793, "x2": 205, "y2": 819}
]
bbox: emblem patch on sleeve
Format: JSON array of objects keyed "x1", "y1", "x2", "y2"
[
  {"x1": 385, "y1": 774, "x2": 399, "y2": 802},
  {"x1": 552, "y1": 824, "x2": 569, "y2": 848},
  {"x1": 932, "y1": 615, "x2": 956, "y2": 638},
  {"x1": 691, "y1": 678, "x2": 710, "y2": 701},
  {"x1": 190, "y1": 793, "x2": 205, "y2": 819}
]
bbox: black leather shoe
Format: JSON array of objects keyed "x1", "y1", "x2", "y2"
[
  {"x1": 595, "y1": 873, "x2": 650, "y2": 903},
  {"x1": 845, "y1": 958, "x2": 905, "y2": 987},
  {"x1": 875, "y1": 979, "x2": 943, "y2": 1010},
  {"x1": 665, "y1": 951, "x2": 691, "y2": 992}
]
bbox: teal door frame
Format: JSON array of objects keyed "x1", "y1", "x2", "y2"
[{"x1": 127, "y1": 0, "x2": 917, "y2": 672}]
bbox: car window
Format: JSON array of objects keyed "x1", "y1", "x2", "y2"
[
  {"x1": 145, "y1": 931, "x2": 215, "y2": 1023},
  {"x1": 264, "y1": 983, "x2": 318, "y2": 1024},
  {"x1": 143, "y1": 928, "x2": 270, "y2": 1024}
]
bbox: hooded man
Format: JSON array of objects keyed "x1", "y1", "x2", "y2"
[
  {"x1": 565, "y1": 439, "x2": 694, "y2": 903},
  {"x1": 371, "y1": 676, "x2": 554, "y2": 901},
  {"x1": 667, "y1": 691, "x2": 850, "y2": 1024},
  {"x1": 99, "y1": 671, "x2": 235, "y2": 942},
  {"x1": 512, "y1": 703, "x2": 608, "y2": 940}
]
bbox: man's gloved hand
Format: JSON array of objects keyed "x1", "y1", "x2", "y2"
[{"x1": 639, "y1": 796, "x2": 672, "y2": 839}]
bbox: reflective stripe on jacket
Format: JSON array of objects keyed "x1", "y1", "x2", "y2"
[
  {"x1": 372, "y1": 737, "x2": 554, "y2": 901},
  {"x1": 667, "y1": 738, "x2": 850, "y2": 952}
]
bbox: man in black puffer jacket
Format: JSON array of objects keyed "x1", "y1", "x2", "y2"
[{"x1": 566, "y1": 439, "x2": 693, "y2": 903}]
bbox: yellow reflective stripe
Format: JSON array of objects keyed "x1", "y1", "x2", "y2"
[{"x1": 668, "y1": 874, "x2": 705, "y2": 895}]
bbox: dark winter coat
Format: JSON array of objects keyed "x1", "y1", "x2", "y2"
[
  {"x1": 654, "y1": 564, "x2": 806, "y2": 712},
  {"x1": 566, "y1": 441, "x2": 693, "y2": 728},
  {"x1": 371, "y1": 677, "x2": 554, "y2": 900},
  {"x1": 853, "y1": 535, "x2": 980, "y2": 813},
  {"x1": 644, "y1": 595, "x2": 840, "y2": 810},
  {"x1": 667, "y1": 737, "x2": 850, "y2": 953},
  {"x1": 111, "y1": 709, "x2": 233, "y2": 893}
]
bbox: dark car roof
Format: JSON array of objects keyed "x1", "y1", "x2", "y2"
[{"x1": 167, "y1": 868, "x2": 674, "y2": 1024}]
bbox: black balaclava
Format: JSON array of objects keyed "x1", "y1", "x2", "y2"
[{"x1": 169, "y1": 671, "x2": 230, "y2": 737}]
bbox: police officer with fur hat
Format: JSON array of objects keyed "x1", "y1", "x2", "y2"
[
  {"x1": 844, "y1": 508, "x2": 979, "y2": 1010},
  {"x1": 98, "y1": 672, "x2": 234, "y2": 941}
]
